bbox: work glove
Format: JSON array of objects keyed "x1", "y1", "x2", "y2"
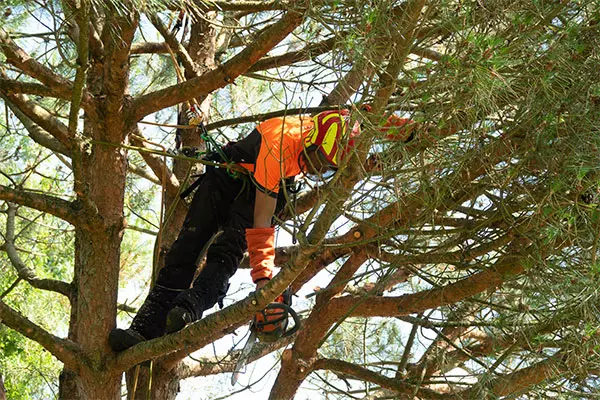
[{"x1": 246, "y1": 227, "x2": 275, "y2": 283}]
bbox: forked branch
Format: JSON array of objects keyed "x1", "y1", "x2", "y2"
[{"x1": 4, "y1": 203, "x2": 73, "y2": 298}]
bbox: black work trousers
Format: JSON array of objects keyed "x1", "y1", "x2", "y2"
[{"x1": 130, "y1": 167, "x2": 256, "y2": 339}]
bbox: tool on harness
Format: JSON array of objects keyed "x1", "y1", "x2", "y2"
[
  {"x1": 187, "y1": 105, "x2": 239, "y2": 178},
  {"x1": 178, "y1": 107, "x2": 242, "y2": 201},
  {"x1": 231, "y1": 288, "x2": 300, "y2": 385},
  {"x1": 198, "y1": 121, "x2": 230, "y2": 167}
]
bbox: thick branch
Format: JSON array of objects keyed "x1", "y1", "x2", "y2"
[
  {"x1": 112, "y1": 240, "x2": 321, "y2": 371},
  {"x1": 101, "y1": 5, "x2": 138, "y2": 135},
  {"x1": 0, "y1": 79, "x2": 70, "y2": 100},
  {"x1": 411, "y1": 45, "x2": 443, "y2": 61},
  {"x1": 0, "y1": 300, "x2": 82, "y2": 371},
  {"x1": 2, "y1": 94, "x2": 69, "y2": 156},
  {"x1": 314, "y1": 252, "x2": 368, "y2": 307},
  {"x1": 247, "y1": 35, "x2": 337, "y2": 73},
  {"x1": 290, "y1": 246, "x2": 353, "y2": 293},
  {"x1": 321, "y1": 63, "x2": 374, "y2": 106},
  {"x1": 148, "y1": 14, "x2": 196, "y2": 76},
  {"x1": 0, "y1": 28, "x2": 83, "y2": 101},
  {"x1": 130, "y1": 41, "x2": 170, "y2": 54},
  {"x1": 130, "y1": 133, "x2": 181, "y2": 194},
  {"x1": 192, "y1": 0, "x2": 291, "y2": 11},
  {"x1": 0, "y1": 185, "x2": 79, "y2": 226},
  {"x1": 205, "y1": 105, "x2": 345, "y2": 131},
  {"x1": 4, "y1": 204, "x2": 73, "y2": 298},
  {"x1": 0, "y1": 91, "x2": 73, "y2": 149},
  {"x1": 4, "y1": 95, "x2": 159, "y2": 183},
  {"x1": 328, "y1": 247, "x2": 528, "y2": 320},
  {"x1": 130, "y1": 8, "x2": 305, "y2": 121},
  {"x1": 61, "y1": 1, "x2": 104, "y2": 60},
  {"x1": 127, "y1": 163, "x2": 160, "y2": 184}
]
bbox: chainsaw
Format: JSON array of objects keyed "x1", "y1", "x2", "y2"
[{"x1": 231, "y1": 289, "x2": 300, "y2": 385}]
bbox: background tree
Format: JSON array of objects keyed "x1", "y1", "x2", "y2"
[{"x1": 1, "y1": 0, "x2": 600, "y2": 399}]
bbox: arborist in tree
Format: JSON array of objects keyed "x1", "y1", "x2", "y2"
[{"x1": 109, "y1": 107, "x2": 416, "y2": 351}]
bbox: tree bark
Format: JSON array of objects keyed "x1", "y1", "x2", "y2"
[
  {"x1": 67, "y1": 116, "x2": 129, "y2": 399},
  {"x1": 56, "y1": 3, "x2": 138, "y2": 398}
]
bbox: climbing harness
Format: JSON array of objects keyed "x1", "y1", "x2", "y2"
[{"x1": 186, "y1": 104, "x2": 237, "y2": 175}]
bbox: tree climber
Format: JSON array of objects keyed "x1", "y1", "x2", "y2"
[{"x1": 109, "y1": 108, "x2": 415, "y2": 351}]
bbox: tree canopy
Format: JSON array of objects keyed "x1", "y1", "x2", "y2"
[{"x1": 1, "y1": 0, "x2": 600, "y2": 399}]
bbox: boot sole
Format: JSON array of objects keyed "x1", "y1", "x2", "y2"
[{"x1": 108, "y1": 329, "x2": 145, "y2": 352}]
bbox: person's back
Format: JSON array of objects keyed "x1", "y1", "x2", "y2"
[{"x1": 226, "y1": 115, "x2": 314, "y2": 196}]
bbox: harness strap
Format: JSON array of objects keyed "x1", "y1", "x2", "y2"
[{"x1": 180, "y1": 174, "x2": 205, "y2": 200}]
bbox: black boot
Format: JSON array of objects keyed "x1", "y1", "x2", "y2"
[
  {"x1": 164, "y1": 277, "x2": 230, "y2": 334},
  {"x1": 108, "y1": 328, "x2": 146, "y2": 352},
  {"x1": 109, "y1": 285, "x2": 180, "y2": 352},
  {"x1": 165, "y1": 290, "x2": 205, "y2": 334},
  {"x1": 165, "y1": 306, "x2": 196, "y2": 334}
]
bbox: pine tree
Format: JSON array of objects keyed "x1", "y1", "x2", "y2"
[{"x1": 1, "y1": 1, "x2": 600, "y2": 399}]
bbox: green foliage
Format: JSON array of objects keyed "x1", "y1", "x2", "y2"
[
  {"x1": 1, "y1": 0, "x2": 33, "y2": 30},
  {"x1": 0, "y1": 106, "x2": 71, "y2": 400},
  {"x1": 0, "y1": 325, "x2": 61, "y2": 400},
  {"x1": 0, "y1": 256, "x2": 66, "y2": 400},
  {"x1": 322, "y1": 317, "x2": 404, "y2": 365}
]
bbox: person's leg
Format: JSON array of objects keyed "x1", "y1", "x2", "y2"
[
  {"x1": 109, "y1": 170, "x2": 227, "y2": 351},
  {"x1": 166, "y1": 181, "x2": 256, "y2": 332}
]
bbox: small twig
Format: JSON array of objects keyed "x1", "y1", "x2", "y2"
[
  {"x1": 0, "y1": 278, "x2": 22, "y2": 300},
  {"x1": 397, "y1": 312, "x2": 423, "y2": 375}
]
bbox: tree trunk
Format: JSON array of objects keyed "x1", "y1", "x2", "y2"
[
  {"x1": 58, "y1": 369, "x2": 82, "y2": 399},
  {"x1": 126, "y1": 363, "x2": 180, "y2": 400},
  {"x1": 60, "y1": 85, "x2": 129, "y2": 398}
]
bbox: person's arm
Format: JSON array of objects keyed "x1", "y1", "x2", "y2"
[
  {"x1": 247, "y1": 190, "x2": 278, "y2": 289},
  {"x1": 253, "y1": 189, "x2": 277, "y2": 228},
  {"x1": 246, "y1": 118, "x2": 289, "y2": 289}
]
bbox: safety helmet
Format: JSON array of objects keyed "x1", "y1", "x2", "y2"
[{"x1": 303, "y1": 110, "x2": 359, "y2": 169}]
